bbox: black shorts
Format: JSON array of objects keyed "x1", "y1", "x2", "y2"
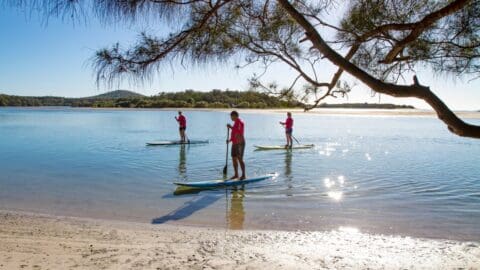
[
  {"x1": 231, "y1": 143, "x2": 245, "y2": 159},
  {"x1": 179, "y1": 127, "x2": 186, "y2": 131},
  {"x1": 286, "y1": 128, "x2": 293, "y2": 135}
]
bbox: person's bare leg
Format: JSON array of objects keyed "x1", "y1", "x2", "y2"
[
  {"x1": 230, "y1": 157, "x2": 239, "y2": 179},
  {"x1": 181, "y1": 130, "x2": 186, "y2": 142},
  {"x1": 239, "y1": 158, "x2": 246, "y2": 180},
  {"x1": 285, "y1": 133, "x2": 289, "y2": 148},
  {"x1": 288, "y1": 134, "x2": 292, "y2": 147}
]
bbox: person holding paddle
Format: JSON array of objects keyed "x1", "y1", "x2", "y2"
[
  {"x1": 280, "y1": 112, "x2": 294, "y2": 149},
  {"x1": 226, "y1": 111, "x2": 246, "y2": 180},
  {"x1": 175, "y1": 111, "x2": 187, "y2": 143}
]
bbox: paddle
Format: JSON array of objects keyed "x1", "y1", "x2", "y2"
[
  {"x1": 223, "y1": 128, "x2": 230, "y2": 176},
  {"x1": 279, "y1": 123, "x2": 301, "y2": 145},
  {"x1": 291, "y1": 134, "x2": 301, "y2": 145}
]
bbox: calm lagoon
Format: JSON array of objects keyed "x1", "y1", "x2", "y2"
[{"x1": 0, "y1": 107, "x2": 479, "y2": 240}]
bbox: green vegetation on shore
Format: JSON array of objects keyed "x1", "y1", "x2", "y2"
[
  {"x1": 0, "y1": 90, "x2": 416, "y2": 109},
  {"x1": 84, "y1": 90, "x2": 145, "y2": 99},
  {"x1": 0, "y1": 90, "x2": 302, "y2": 109}
]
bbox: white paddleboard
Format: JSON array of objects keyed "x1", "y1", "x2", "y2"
[
  {"x1": 146, "y1": 140, "x2": 209, "y2": 146},
  {"x1": 254, "y1": 144, "x2": 314, "y2": 150}
]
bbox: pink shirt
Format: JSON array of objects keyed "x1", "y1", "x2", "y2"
[
  {"x1": 230, "y1": 118, "x2": 244, "y2": 144},
  {"x1": 285, "y1": 117, "x2": 293, "y2": 129},
  {"x1": 177, "y1": 115, "x2": 186, "y2": 128}
]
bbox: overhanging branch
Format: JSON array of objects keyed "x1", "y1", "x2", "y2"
[{"x1": 278, "y1": 0, "x2": 480, "y2": 138}]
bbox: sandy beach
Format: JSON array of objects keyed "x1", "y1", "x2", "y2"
[{"x1": 0, "y1": 210, "x2": 479, "y2": 270}]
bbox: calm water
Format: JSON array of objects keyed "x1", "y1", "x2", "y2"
[{"x1": 0, "y1": 107, "x2": 479, "y2": 240}]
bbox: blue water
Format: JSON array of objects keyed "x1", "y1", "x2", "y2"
[{"x1": 0, "y1": 107, "x2": 479, "y2": 240}]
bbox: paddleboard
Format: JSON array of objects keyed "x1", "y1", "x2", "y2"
[
  {"x1": 174, "y1": 173, "x2": 277, "y2": 188},
  {"x1": 146, "y1": 140, "x2": 209, "y2": 146},
  {"x1": 254, "y1": 144, "x2": 314, "y2": 150}
]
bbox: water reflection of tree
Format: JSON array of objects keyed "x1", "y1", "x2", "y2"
[
  {"x1": 178, "y1": 144, "x2": 187, "y2": 181},
  {"x1": 285, "y1": 151, "x2": 293, "y2": 197},
  {"x1": 227, "y1": 187, "x2": 245, "y2": 230}
]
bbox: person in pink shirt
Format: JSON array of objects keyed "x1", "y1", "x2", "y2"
[
  {"x1": 174, "y1": 111, "x2": 187, "y2": 143},
  {"x1": 227, "y1": 111, "x2": 246, "y2": 180},
  {"x1": 280, "y1": 112, "x2": 294, "y2": 148}
]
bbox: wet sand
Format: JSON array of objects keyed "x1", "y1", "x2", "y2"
[{"x1": 1, "y1": 210, "x2": 479, "y2": 270}]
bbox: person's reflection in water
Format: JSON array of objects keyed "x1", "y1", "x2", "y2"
[
  {"x1": 178, "y1": 144, "x2": 187, "y2": 181},
  {"x1": 227, "y1": 186, "x2": 245, "y2": 229},
  {"x1": 285, "y1": 150, "x2": 293, "y2": 197}
]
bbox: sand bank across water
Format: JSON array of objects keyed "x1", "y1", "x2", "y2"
[
  {"x1": 15, "y1": 106, "x2": 480, "y2": 119},
  {"x1": 0, "y1": 210, "x2": 478, "y2": 270}
]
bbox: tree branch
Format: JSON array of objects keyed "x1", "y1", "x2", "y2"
[
  {"x1": 278, "y1": 0, "x2": 480, "y2": 138},
  {"x1": 381, "y1": 0, "x2": 472, "y2": 64}
]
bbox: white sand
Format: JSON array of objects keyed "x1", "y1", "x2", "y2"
[{"x1": 0, "y1": 210, "x2": 479, "y2": 269}]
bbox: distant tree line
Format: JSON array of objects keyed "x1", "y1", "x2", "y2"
[
  {"x1": 0, "y1": 90, "x2": 303, "y2": 109},
  {"x1": 0, "y1": 95, "x2": 68, "y2": 107}
]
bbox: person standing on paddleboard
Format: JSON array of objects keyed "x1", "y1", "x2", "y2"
[
  {"x1": 227, "y1": 111, "x2": 246, "y2": 180},
  {"x1": 175, "y1": 111, "x2": 187, "y2": 143},
  {"x1": 280, "y1": 112, "x2": 294, "y2": 148}
]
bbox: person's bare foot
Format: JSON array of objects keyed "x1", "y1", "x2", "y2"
[
  {"x1": 239, "y1": 175, "x2": 246, "y2": 180},
  {"x1": 230, "y1": 175, "x2": 239, "y2": 180}
]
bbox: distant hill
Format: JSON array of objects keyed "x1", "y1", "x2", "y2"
[
  {"x1": 87, "y1": 90, "x2": 145, "y2": 99},
  {"x1": 317, "y1": 103, "x2": 415, "y2": 109}
]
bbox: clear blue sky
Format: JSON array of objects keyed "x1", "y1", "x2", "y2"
[{"x1": 0, "y1": 6, "x2": 478, "y2": 110}]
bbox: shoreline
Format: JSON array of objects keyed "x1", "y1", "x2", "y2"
[
  {"x1": 2, "y1": 106, "x2": 480, "y2": 119},
  {"x1": 1, "y1": 210, "x2": 479, "y2": 269}
]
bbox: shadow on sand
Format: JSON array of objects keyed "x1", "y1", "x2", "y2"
[{"x1": 152, "y1": 195, "x2": 221, "y2": 224}]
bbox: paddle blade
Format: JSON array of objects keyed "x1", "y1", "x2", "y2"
[{"x1": 223, "y1": 165, "x2": 227, "y2": 176}]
